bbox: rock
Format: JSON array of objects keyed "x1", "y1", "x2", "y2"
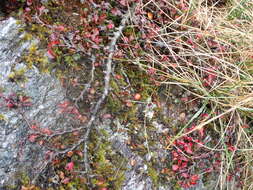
[{"x1": 0, "y1": 17, "x2": 68, "y2": 188}]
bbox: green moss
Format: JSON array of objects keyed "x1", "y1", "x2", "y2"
[
  {"x1": 147, "y1": 165, "x2": 159, "y2": 187},
  {"x1": 107, "y1": 13, "x2": 121, "y2": 26},
  {"x1": 88, "y1": 129, "x2": 126, "y2": 189},
  {"x1": 120, "y1": 105, "x2": 139, "y2": 122},
  {"x1": 113, "y1": 170, "x2": 126, "y2": 190},
  {"x1": 125, "y1": 67, "x2": 156, "y2": 99},
  {"x1": 107, "y1": 94, "x2": 123, "y2": 113}
]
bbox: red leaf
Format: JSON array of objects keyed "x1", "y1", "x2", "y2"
[
  {"x1": 55, "y1": 25, "x2": 66, "y2": 32},
  {"x1": 70, "y1": 107, "x2": 80, "y2": 115},
  {"x1": 176, "y1": 140, "x2": 185, "y2": 146},
  {"x1": 6, "y1": 102, "x2": 15, "y2": 108},
  {"x1": 44, "y1": 151, "x2": 53, "y2": 160},
  {"x1": 75, "y1": 150, "x2": 83, "y2": 157},
  {"x1": 65, "y1": 162, "x2": 74, "y2": 171},
  {"x1": 38, "y1": 6, "x2": 46, "y2": 16},
  {"x1": 190, "y1": 174, "x2": 199, "y2": 184},
  {"x1": 30, "y1": 125, "x2": 38, "y2": 130},
  {"x1": 102, "y1": 113, "x2": 112, "y2": 119},
  {"x1": 184, "y1": 144, "x2": 193, "y2": 154},
  {"x1": 179, "y1": 181, "x2": 190, "y2": 188},
  {"x1": 19, "y1": 96, "x2": 30, "y2": 103},
  {"x1": 27, "y1": 0, "x2": 33, "y2": 6},
  {"x1": 205, "y1": 168, "x2": 213, "y2": 173},
  {"x1": 107, "y1": 21, "x2": 115, "y2": 30},
  {"x1": 183, "y1": 136, "x2": 193, "y2": 141},
  {"x1": 242, "y1": 124, "x2": 249, "y2": 128},
  {"x1": 58, "y1": 101, "x2": 71, "y2": 108},
  {"x1": 147, "y1": 68, "x2": 156, "y2": 75},
  {"x1": 28, "y1": 134, "x2": 38, "y2": 142},
  {"x1": 92, "y1": 28, "x2": 99, "y2": 38},
  {"x1": 111, "y1": 8, "x2": 122, "y2": 16},
  {"x1": 172, "y1": 151, "x2": 179, "y2": 160},
  {"x1": 99, "y1": 13, "x2": 107, "y2": 23},
  {"x1": 226, "y1": 175, "x2": 233, "y2": 181},
  {"x1": 93, "y1": 13, "x2": 99, "y2": 23},
  {"x1": 47, "y1": 40, "x2": 60, "y2": 59},
  {"x1": 61, "y1": 177, "x2": 70, "y2": 184},
  {"x1": 38, "y1": 140, "x2": 44, "y2": 145},
  {"x1": 181, "y1": 161, "x2": 188, "y2": 168},
  {"x1": 40, "y1": 128, "x2": 52, "y2": 135},
  {"x1": 48, "y1": 40, "x2": 60, "y2": 48},
  {"x1": 198, "y1": 127, "x2": 204, "y2": 137},
  {"x1": 47, "y1": 49, "x2": 56, "y2": 59},
  {"x1": 201, "y1": 113, "x2": 209, "y2": 118},
  {"x1": 228, "y1": 145, "x2": 236, "y2": 152},
  {"x1": 181, "y1": 172, "x2": 189, "y2": 178},
  {"x1": 92, "y1": 36, "x2": 102, "y2": 44},
  {"x1": 179, "y1": 155, "x2": 188, "y2": 162},
  {"x1": 172, "y1": 165, "x2": 179, "y2": 171},
  {"x1": 119, "y1": 0, "x2": 127, "y2": 6},
  {"x1": 190, "y1": 181, "x2": 197, "y2": 185}
]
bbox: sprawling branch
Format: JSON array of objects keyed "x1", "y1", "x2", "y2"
[
  {"x1": 29, "y1": 8, "x2": 133, "y2": 184},
  {"x1": 82, "y1": 10, "x2": 132, "y2": 173}
]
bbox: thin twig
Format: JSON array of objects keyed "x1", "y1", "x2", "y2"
[
  {"x1": 82, "y1": 9, "x2": 132, "y2": 173},
  {"x1": 74, "y1": 55, "x2": 96, "y2": 107}
]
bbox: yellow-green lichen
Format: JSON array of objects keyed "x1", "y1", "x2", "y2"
[{"x1": 8, "y1": 67, "x2": 27, "y2": 83}]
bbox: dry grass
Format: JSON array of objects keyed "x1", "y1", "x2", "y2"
[{"x1": 124, "y1": 0, "x2": 253, "y2": 189}]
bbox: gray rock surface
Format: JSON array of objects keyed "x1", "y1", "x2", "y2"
[{"x1": 0, "y1": 17, "x2": 66, "y2": 188}]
